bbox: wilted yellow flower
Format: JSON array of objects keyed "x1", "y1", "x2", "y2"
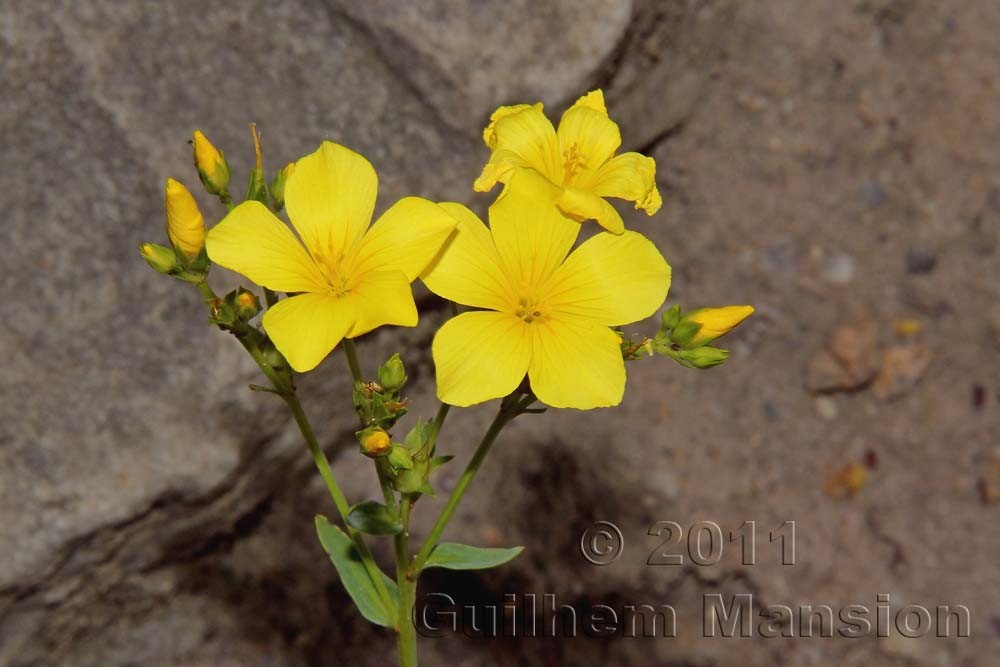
[
  {"x1": 164, "y1": 178, "x2": 206, "y2": 258},
  {"x1": 473, "y1": 90, "x2": 661, "y2": 234},
  {"x1": 206, "y1": 141, "x2": 456, "y2": 372},
  {"x1": 423, "y1": 170, "x2": 671, "y2": 409},
  {"x1": 192, "y1": 130, "x2": 231, "y2": 195},
  {"x1": 679, "y1": 305, "x2": 754, "y2": 348}
]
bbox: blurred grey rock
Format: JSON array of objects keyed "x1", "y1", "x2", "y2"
[
  {"x1": 0, "y1": 0, "x2": 646, "y2": 664},
  {"x1": 331, "y1": 0, "x2": 633, "y2": 132}
]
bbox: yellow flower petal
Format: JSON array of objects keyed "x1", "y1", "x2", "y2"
[
  {"x1": 262, "y1": 293, "x2": 356, "y2": 372},
  {"x1": 432, "y1": 311, "x2": 532, "y2": 407},
  {"x1": 556, "y1": 101, "x2": 621, "y2": 186},
  {"x1": 591, "y1": 152, "x2": 662, "y2": 215},
  {"x1": 489, "y1": 169, "x2": 581, "y2": 289},
  {"x1": 347, "y1": 270, "x2": 419, "y2": 338},
  {"x1": 528, "y1": 317, "x2": 625, "y2": 409},
  {"x1": 544, "y1": 230, "x2": 671, "y2": 326},
  {"x1": 284, "y1": 141, "x2": 377, "y2": 261},
  {"x1": 482, "y1": 103, "x2": 534, "y2": 149},
  {"x1": 348, "y1": 197, "x2": 456, "y2": 281},
  {"x1": 474, "y1": 104, "x2": 561, "y2": 190},
  {"x1": 206, "y1": 200, "x2": 327, "y2": 293},
  {"x1": 568, "y1": 89, "x2": 608, "y2": 115},
  {"x1": 420, "y1": 203, "x2": 516, "y2": 311},
  {"x1": 555, "y1": 186, "x2": 625, "y2": 234}
]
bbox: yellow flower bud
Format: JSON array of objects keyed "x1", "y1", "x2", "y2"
[
  {"x1": 164, "y1": 178, "x2": 206, "y2": 259},
  {"x1": 359, "y1": 428, "x2": 392, "y2": 458},
  {"x1": 235, "y1": 290, "x2": 260, "y2": 319},
  {"x1": 680, "y1": 305, "x2": 754, "y2": 348},
  {"x1": 192, "y1": 130, "x2": 231, "y2": 195}
]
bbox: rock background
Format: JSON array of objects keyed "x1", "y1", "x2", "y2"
[{"x1": 2, "y1": 0, "x2": 998, "y2": 665}]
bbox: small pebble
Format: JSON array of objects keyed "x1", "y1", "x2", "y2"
[
  {"x1": 815, "y1": 396, "x2": 838, "y2": 420},
  {"x1": 861, "y1": 181, "x2": 886, "y2": 207},
  {"x1": 905, "y1": 247, "x2": 937, "y2": 274},
  {"x1": 823, "y1": 252, "x2": 855, "y2": 285}
]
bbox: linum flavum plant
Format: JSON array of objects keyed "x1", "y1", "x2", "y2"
[{"x1": 140, "y1": 93, "x2": 752, "y2": 665}]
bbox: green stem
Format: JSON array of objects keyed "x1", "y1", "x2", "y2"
[
  {"x1": 426, "y1": 403, "x2": 450, "y2": 451},
  {"x1": 194, "y1": 280, "x2": 217, "y2": 306},
  {"x1": 343, "y1": 338, "x2": 363, "y2": 383},
  {"x1": 283, "y1": 392, "x2": 397, "y2": 618},
  {"x1": 409, "y1": 395, "x2": 530, "y2": 576},
  {"x1": 395, "y1": 496, "x2": 418, "y2": 667}
]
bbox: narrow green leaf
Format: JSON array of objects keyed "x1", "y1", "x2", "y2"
[
  {"x1": 423, "y1": 542, "x2": 524, "y2": 571},
  {"x1": 429, "y1": 455, "x2": 454, "y2": 472},
  {"x1": 346, "y1": 501, "x2": 402, "y2": 536},
  {"x1": 314, "y1": 516, "x2": 398, "y2": 627}
]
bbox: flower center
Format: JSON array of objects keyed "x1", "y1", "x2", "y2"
[
  {"x1": 562, "y1": 142, "x2": 588, "y2": 184},
  {"x1": 515, "y1": 297, "x2": 545, "y2": 324},
  {"x1": 313, "y1": 251, "x2": 353, "y2": 297}
]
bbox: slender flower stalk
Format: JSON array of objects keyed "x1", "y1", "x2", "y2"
[{"x1": 409, "y1": 393, "x2": 534, "y2": 577}]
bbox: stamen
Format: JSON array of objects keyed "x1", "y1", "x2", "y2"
[{"x1": 562, "y1": 142, "x2": 587, "y2": 183}]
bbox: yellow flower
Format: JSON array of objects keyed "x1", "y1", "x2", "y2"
[
  {"x1": 206, "y1": 141, "x2": 457, "y2": 372},
  {"x1": 192, "y1": 130, "x2": 231, "y2": 195},
  {"x1": 423, "y1": 170, "x2": 671, "y2": 409},
  {"x1": 473, "y1": 90, "x2": 662, "y2": 235},
  {"x1": 164, "y1": 178, "x2": 206, "y2": 258},
  {"x1": 680, "y1": 305, "x2": 754, "y2": 348}
]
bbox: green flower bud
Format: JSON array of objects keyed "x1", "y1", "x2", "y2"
[
  {"x1": 358, "y1": 427, "x2": 392, "y2": 458},
  {"x1": 377, "y1": 353, "x2": 407, "y2": 392},
  {"x1": 139, "y1": 242, "x2": 178, "y2": 275},
  {"x1": 387, "y1": 444, "x2": 413, "y2": 470},
  {"x1": 678, "y1": 346, "x2": 729, "y2": 369},
  {"x1": 269, "y1": 162, "x2": 295, "y2": 211}
]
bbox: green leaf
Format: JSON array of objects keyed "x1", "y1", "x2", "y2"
[
  {"x1": 314, "y1": 516, "x2": 398, "y2": 627},
  {"x1": 423, "y1": 542, "x2": 524, "y2": 571},
  {"x1": 346, "y1": 501, "x2": 402, "y2": 536},
  {"x1": 429, "y1": 455, "x2": 454, "y2": 472}
]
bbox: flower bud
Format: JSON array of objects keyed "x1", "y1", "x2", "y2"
[
  {"x1": 164, "y1": 178, "x2": 206, "y2": 259},
  {"x1": 387, "y1": 444, "x2": 414, "y2": 470},
  {"x1": 269, "y1": 162, "x2": 295, "y2": 211},
  {"x1": 192, "y1": 130, "x2": 231, "y2": 196},
  {"x1": 235, "y1": 289, "x2": 260, "y2": 319},
  {"x1": 677, "y1": 305, "x2": 754, "y2": 349},
  {"x1": 359, "y1": 427, "x2": 391, "y2": 458},
  {"x1": 678, "y1": 346, "x2": 729, "y2": 369},
  {"x1": 139, "y1": 242, "x2": 177, "y2": 274},
  {"x1": 377, "y1": 353, "x2": 407, "y2": 392}
]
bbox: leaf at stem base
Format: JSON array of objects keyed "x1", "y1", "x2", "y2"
[{"x1": 314, "y1": 515, "x2": 398, "y2": 627}]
